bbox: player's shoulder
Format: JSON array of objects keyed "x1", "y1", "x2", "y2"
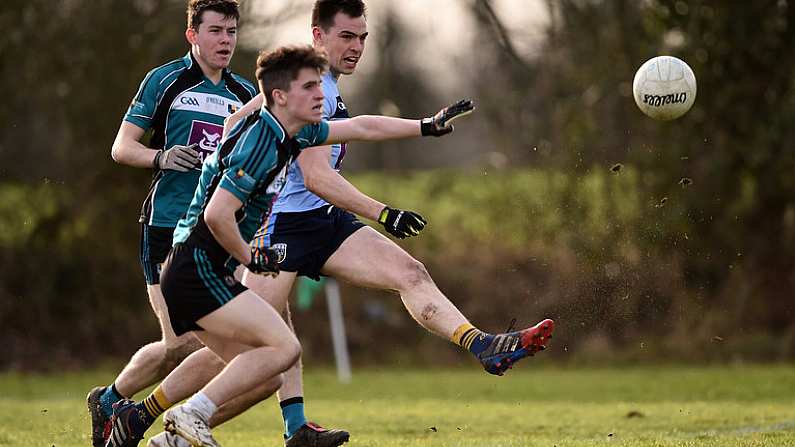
[
  {"x1": 222, "y1": 114, "x2": 281, "y2": 176},
  {"x1": 229, "y1": 114, "x2": 270, "y2": 154},
  {"x1": 141, "y1": 56, "x2": 190, "y2": 90}
]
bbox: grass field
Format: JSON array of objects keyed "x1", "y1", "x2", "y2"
[{"x1": 1, "y1": 365, "x2": 793, "y2": 446}]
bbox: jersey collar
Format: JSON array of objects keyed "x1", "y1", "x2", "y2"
[
  {"x1": 184, "y1": 51, "x2": 232, "y2": 85},
  {"x1": 259, "y1": 106, "x2": 288, "y2": 143}
]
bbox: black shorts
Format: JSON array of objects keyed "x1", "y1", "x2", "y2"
[
  {"x1": 139, "y1": 224, "x2": 175, "y2": 285},
  {"x1": 160, "y1": 242, "x2": 248, "y2": 336},
  {"x1": 259, "y1": 205, "x2": 365, "y2": 281}
]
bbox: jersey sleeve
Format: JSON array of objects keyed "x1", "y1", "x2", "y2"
[
  {"x1": 123, "y1": 68, "x2": 161, "y2": 130},
  {"x1": 294, "y1": 121, "x2": 330, "y2": 150},
  {"x1": 217, "y1": 126, "x2": 263, "y2": 203}
]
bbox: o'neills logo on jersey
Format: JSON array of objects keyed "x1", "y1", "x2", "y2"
[
  {"x1": 174, "y1": 92, "x2": 243, "y2": 116},
  {"x1": 188, "y1": 120, "x2": 224, "y2": 164}
]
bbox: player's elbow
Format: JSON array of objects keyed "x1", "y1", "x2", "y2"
[
  {"x1": 111, "y1": 139, "x2": 134, "y2": 165},
  {"x1": 110, "y1": 141, "x2": 123, "y2": 163},
  {"x1": 301, "y1": 165, "x2": 328, "y2": 194},
  {"x1": 303, "y1": 171, "x2": 320, "y2": 193},
  {"x1": 203, "y1": 206, "x2": 226, "y2": 233}
]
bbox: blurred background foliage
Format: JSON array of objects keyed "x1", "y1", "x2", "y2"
[{"x1": 0, "y1": 0, "x2": 793, "y2": 370}]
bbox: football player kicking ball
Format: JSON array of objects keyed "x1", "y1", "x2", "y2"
[
  {"x1": 104, "y1": 45, "x2": 476, "y2": 447},
  {"x1": 232, "y1": 0, "x2": 556, "y2": 403}
]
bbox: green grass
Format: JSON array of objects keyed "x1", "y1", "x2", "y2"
[{"x1": 1, "y1": 365, "x2": 794, "y2": 446}]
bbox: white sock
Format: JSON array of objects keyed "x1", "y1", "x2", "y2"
[{"x1": 185, "y1": 392, "x2": 218, "y2": 423}]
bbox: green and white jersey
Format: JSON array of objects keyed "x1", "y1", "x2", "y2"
[
  {"x1": 173, "y1": 107, "x2": 329, "y2": 270},
  {"x1": 124, "y1": 52, "x2": 256, "y2": 227}
]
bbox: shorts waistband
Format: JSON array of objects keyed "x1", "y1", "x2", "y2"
[{"x1": 274, "y1": 204, "x2": 335, "y2": 218}]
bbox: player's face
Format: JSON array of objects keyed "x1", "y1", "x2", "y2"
[
  {"x1": 188, "y1": 11, "x2": 238, "y2": 72},
  {"x1": 314, "y1": 13, "x2": 368, "y2": 76},
  {"x1": 284, "y1": 68, "x2": 325, "y2": 124}
]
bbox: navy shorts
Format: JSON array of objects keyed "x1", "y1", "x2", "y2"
[
  {"x1": 255, "y1": 205, "x2": 365, "y2": 281},
  {"x1": 160, "y1": 242, "x2": 248, "y2": 336},
  {"x1": 139, "y1": 224, "x2": 175, "y2": 285}
]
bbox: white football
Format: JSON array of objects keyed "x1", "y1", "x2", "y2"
[{"x1": 632, "y1": 56, "x2": 696, "y2": 120}]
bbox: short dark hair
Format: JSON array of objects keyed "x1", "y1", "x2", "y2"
[
  {"x1": 311, "y1": 0, "x2": 366, "y2": 31},
  {"x1": 255, "y1": 46, "x2": 328, "y2": 107},
  {"x1": 187, "y1": 0, "x2": 240, "y2": 29}
]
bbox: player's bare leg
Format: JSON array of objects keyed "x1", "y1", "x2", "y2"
[
  {"x1": 194, "y1": 290, "x2": 299, "y2": 406},
  {"x1": 111, "y1": 349, "x2": 283, "y2": 447},
  {"x1": 162, "y1": 290, "x2": 300, "y2": 446},
  {"x1": 145, "y1": 272, "x2": 298, "y2": 430},
  {"x1": 107, "y1": 291, "x2": 297, "y2": 446},
  {"x1": 322, "y1": 227, "x2": 468, "y2": 337},
  {"x1": 241, "y1": 270, "x2": 300, "y2": 399},
  {"x1": 140, "y1": 345, "x2": 275, "y2": 427},
  {"x1": 88, "y1": 285, "x2": 202, "y2": 446},
  {"x1": 117, "y1": 285, "x2": 204, "y2": 395},
  {"x1": 243, "y1": 270, "x2": 350, "y2": 446},
  {"x1": 322, "y1": 226, "x2": 554, "y2": 375}
]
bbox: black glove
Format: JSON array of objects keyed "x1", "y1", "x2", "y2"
[
  {"x1": 153, "y1": 143, "x2": 201, "y2": 172},
  {"x1": 378, "y1": 207, "x2": 427, "y2": 239},
  {"x1": 246, "y1": 246, "x2": 284, "y2": 276},
  {"x1": 421, "y1": 99, "x2": 475, "y2": 137}
]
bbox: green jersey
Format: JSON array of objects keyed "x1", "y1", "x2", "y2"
[
  {"x1": 124, "y1": 52, "x2": 256, "y2": 227},
  {"x1": 173, "y1": 107, "x2": 329, "y2": 270}
]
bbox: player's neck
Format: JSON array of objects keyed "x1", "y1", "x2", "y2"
[
  {"x1": 271, "y1": 107, "x2": 310, "y2": 138},
  {"x1": 192, "y1": 48, "x2": 224, "y2": 84},
  {"x1": 328, "y1": 67, "x2": 342, "y2": 81}
]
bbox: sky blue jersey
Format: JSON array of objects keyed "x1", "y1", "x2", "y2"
[
  {"x1": 270, "y1": 71, "x2": 350, "y2": 214},
  {"x1": 172, "y1": 107, "x2": 329, "y2": 270},
  {"x1": 124, "y1": 52, "x2": 256, "y2": 227}
]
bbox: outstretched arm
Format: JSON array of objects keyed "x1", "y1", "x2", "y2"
[
  {"x1": 324, "y1": 115, "x2": 421, "y2": 145},
  {"x1": 322, "y1": 99, "x2": 475, "y2": 145}
]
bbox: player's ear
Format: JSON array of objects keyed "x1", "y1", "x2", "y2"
[
  {"x1": 185, "y1": 27, "x2": 198, "y2": 45},
  {"x1": 311, "y1": 26, "x2": 324, "y2": 46},
  {"x1": 272, "y1": 89, "x2": 288, "y2": 107}
]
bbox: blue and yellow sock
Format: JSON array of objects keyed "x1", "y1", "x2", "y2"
[
  {"x1": 134, "y1": 386, "x2": 171, "y2": 427},
  {"x1": 99, "y1": 383, "x2": 125, "y2": 418},
  {"x1": 453, "y1": 323, "x2": 494, "y2": 357},
  {"x1": 280, "y1": 397, "x2": 307, "y2": 438}
]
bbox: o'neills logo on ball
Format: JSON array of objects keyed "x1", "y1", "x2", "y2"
[{"x1": 643, "y1": 92, "x2": 688, "y2": 107}]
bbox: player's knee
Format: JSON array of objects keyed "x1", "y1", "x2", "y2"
[
  {"x1": 398, "y1": 258, "x2": 432, "y2": 290},
  {"x1": 281, "y1": 337, "x2": 302, "y2": 368}
]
